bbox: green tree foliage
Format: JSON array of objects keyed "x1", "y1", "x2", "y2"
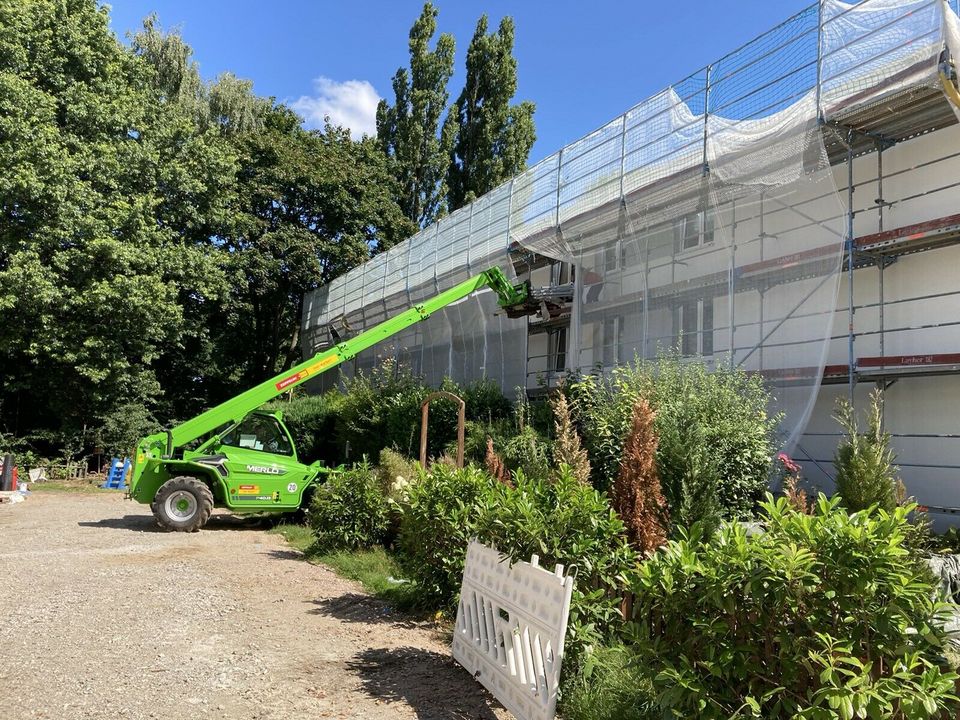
[
  {"x1": 568, "y1": 352, "x2": 777, "y2": 529},
  {"x1": 833, "y1": 389, "x2": 901, "y2": 513},
  {"x1": 0, "y1": 1, "x2": 411, "y2": 457},
  {"x1": 627, "y1": 496, "x2": 959, "y2": 719},
  {"x1": 375, "y1": 2, "x2": 455, "y2": 226},
  {"x1": 444, "y1": 15, "x2": 536, "y2": 210},
  {"x1": 132, "y1": 16, "x2": 269, "y2": 135},
  {"x1": 0, "y1": 0, "x2": 228, "y2": 451},
  {"x1": 216, "y1": 111, "x2": 414, "y2": 387}
]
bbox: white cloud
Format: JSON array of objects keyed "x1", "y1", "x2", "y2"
[{"x1": 290, "y1": 77, "x2": 381, "y2": 139}]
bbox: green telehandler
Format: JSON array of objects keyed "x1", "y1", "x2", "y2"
[{"x1": 128, "y1": 267, "x2": 536, "y2": 531}]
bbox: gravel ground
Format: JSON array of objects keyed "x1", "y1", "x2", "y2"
[{"x1": 0, "y1": 491, "x2": 507, "y2": 720}]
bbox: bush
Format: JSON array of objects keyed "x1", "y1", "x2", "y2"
[
  {"x1": 502, "y1": 424, "x2": 551, "y2": 479},
  {"x1": 476, "y1": 467, "x2": 637, "y2": 673},
  {"x1": 462, "y1": 377, "x2": 513, "y2": 423},
  {"x1": 834, "y1": 389, "x2": 900, "y2": 513},
  {"x1": 336, "y1": 359, "x2": 428, "y2": 459},
  {"x1": 458, "y1": 418, "x2": 514, "y2": 465},
  {"x1": 336, "y1": 360, "x2": 513, "y2": 463},
  {"x1": 569, "y1": 352, "x2": 777, "y2": 526},
  {"x1": 395, "y1": 464, "x2": 498, "y2": 609},
  {"x1": 626, "y1": 495, "x2": 959, "y2": 719},
  {"x1": 458, "y1": 389, "x2": 551, "y2": 476},
  {"x1": 310, "y1": 463, "x2": 389, "y2": 551},
  {"x1": 550, "y1": 392, "x2": 591, "y2": 484},
  {"x1": 375, "y1": 448, "x2": 419, "y2": 500},
  {"x1": 376, "y1": 448, "x2": 420, "y2": 547},
  {"x1": 265, "y1": 392, "x2": 343, "y2": 464}
]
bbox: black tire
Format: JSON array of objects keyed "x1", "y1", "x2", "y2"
[
  {"x1": 151, "y1": 476, "x2": 214, "y2": 532},
  {"x1": 284, "y1": 486, "x2": 316, "y2": 527}
]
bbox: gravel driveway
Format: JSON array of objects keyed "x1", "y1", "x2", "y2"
[{"x1": 0, "y1": 491, "x2": 506, "y2": 720}]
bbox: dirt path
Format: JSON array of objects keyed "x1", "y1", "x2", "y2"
[{"x1": 0, "y1": 491, "x2": 506, "y2": 720}]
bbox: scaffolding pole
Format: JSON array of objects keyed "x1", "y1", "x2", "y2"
[{"x1": 846, "y1": 130, "x2": 856, "y2": 404}]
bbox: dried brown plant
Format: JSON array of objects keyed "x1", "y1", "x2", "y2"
[
  {"x1": 612, "y1": 398, "x2": 668, "y2": 554},
  {"x1": 783, "y1": 473, "x2": 811, "y2": 514},
  {"x1": 485, "y1": 437, "x2": 513, "y2": 487},
  {"x1": 550, "y1": 392, "x2": 591, "y2": 484}
]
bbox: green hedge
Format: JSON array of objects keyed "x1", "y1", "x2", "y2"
[
  {"x1": 272, "y1": 360, "x2": 515, "y2": 465},
  {"x1": 626, "y1": 496, "x2": 959, "y2": 719},
  {"x1": 568, "y1": 352, "x2": 777, "y2": 529},
  {"x1": 395, "y1": 463, "x2": 496, "y2": 608},
  {"x1": 309, "y1": 463, "x2": 388, "y2": 551},
  {"x1": 476, "y1": 466, "x2": 635, "y2": 672}
]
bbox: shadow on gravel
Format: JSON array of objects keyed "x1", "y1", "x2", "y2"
[
  {"x1": 306, "y1": 593, "x2": 422, "y2": 628},
  {"x1": 78, "y1": 514, "x2": 273, "y2": 532},
  {"x1": 264, "y1": 548, "x2": 304, "y2": 561},
  {"x1": 348, "y1": 646, "x2": 501, "y2": 720}
]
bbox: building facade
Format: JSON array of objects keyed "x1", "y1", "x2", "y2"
[{"x1": 302, "y1": 0, "x2": 960, "y2": 520}]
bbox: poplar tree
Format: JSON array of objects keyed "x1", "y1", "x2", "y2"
[
  {"x1": 375, "y1": 3, "x2": 455, "y2": 227},
  {"x1": 444, "y1": 15, "x2": 536, "y2": 211}
]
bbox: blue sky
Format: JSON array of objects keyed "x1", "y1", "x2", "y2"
[{"x1": 107, "y1": 1, "x2": 812, "y2": 163}]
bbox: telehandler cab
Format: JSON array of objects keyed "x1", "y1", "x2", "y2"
[{"x1": 128, "y1": 268, "x2": 537, "y2": 531}]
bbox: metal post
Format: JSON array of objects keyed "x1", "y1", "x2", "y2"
[
  {"x1": 618, "y1": 114, "x2": 628, "y2": 275},
  {"x1": 758, "y1": 192, "x2": 766, "y2": 371},
  {"x1": 702, "y1": 66, "x2": 712, "y2": 170},
  {"x1": 876, "y1": 140, "x2": 885, "y2": 360},
  {"x1": 571, "y1": 244, "x2": 583, "y2": 372},
  {"x1": 729, "y1": 198, "x2": 737, "y2": 369},
  {"x1": 618, "y1": 113, "x2": 627, "y2": 199},
  {"x1": 555, "y1": 149, "x2": 563, "y2": 232},
  {"x1": 878, "y1": 258, "x2": 885, "y2": 359},
  {"x1": 846, "y1": 130, "x2": 856, "y2": 404},
  {"x1": 815, "y1": 0, "x2": 825, "y2": 121},
  {"x1": 642, "y1": 228, "x2": 651, "y2": 358}
]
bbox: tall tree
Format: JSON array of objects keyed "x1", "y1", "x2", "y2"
[
  {"x1": 132, "y1": 16, "x2": 269, "y2": 135},
  {"x1": 216, "y1": 108, "x2": 415, "y2": 388},
  {"x1": 444, "y1": 15, "x2": 536, "y2": 211},
  {"x1": 0, "y1": 0, "x2": 232, "y2": 453},
  {"x1": 0, "y1": 2, "x2": 413, "y2": 457},
  {"x1": 375, "y1": 2, "x2": 455, "y2": 227}
]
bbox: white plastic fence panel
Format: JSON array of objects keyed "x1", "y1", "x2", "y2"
[{"x1": 453, "y1": 541, "x2": 574, "y2": 720}]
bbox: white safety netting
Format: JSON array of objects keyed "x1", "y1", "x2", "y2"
[{"x1": 302, "y1": 0, "x2": 960, "y2": 448}]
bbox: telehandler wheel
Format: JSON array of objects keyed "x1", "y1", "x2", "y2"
[{"x1": 151, "y1": 476, "x2": 214, "y2": 532}]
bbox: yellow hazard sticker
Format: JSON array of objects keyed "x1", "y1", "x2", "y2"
[
  {"x1": 307, "y1": 355, "x2": 339, "y2": 374},
  {"x1": 237, "y1": 485, "x2": 260, "y2": 495},
  {"x1": 275, "y1": 354, "x2": 340, "y2": 391}
]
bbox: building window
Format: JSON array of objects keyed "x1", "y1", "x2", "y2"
[
  {"x1": 673, "y1": 299, "x2": 714, "y2": 357},
  {"x1": 548, "y1": 328, "x2": 567, "y2": 371},
  {"x1": 604, "y1": 243, "x2": 619, "y2": 272},
  {"x1": 602, "y1": 317, "x2": 616, "y2": 367},
  {"x1": 675, "y1": 210, "x2": 714, "y2": 251}
]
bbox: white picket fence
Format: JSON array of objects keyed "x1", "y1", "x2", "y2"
[{"x1": 453, "y1": 541, "x2": 574, "y2": 720}]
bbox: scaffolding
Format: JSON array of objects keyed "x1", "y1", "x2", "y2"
[{"x1": 302, "y1": 0, "x2": 960, "y2": 459}]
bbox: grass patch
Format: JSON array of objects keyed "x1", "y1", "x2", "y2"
[
  {"x1": 269, "y1": 524, "x2": 420, "y2": 610},
  {"x1": 560, "y1": 644, "x2": 657, "y2": 720},
  {"x1": 29, "y1": 481, "x2": 113, "y2": 493},
  {"x1": 314, "y1": 547, "x2": 411, "y2": 600},
  {"x1": 269, "y1": 523, "x2": 314, "y2": 551}
]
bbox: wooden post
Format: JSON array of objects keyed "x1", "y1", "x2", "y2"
[
  {"x1": 419, "y1": 391, "x2": 466, "y2": 468},
  {"x1": 419, "y1": 402, "x2": 430, "y2": 467}
]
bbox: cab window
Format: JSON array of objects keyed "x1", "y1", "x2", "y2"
[{"x1": 221, "y1": 416, "x2": 293, "y2": 456}]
